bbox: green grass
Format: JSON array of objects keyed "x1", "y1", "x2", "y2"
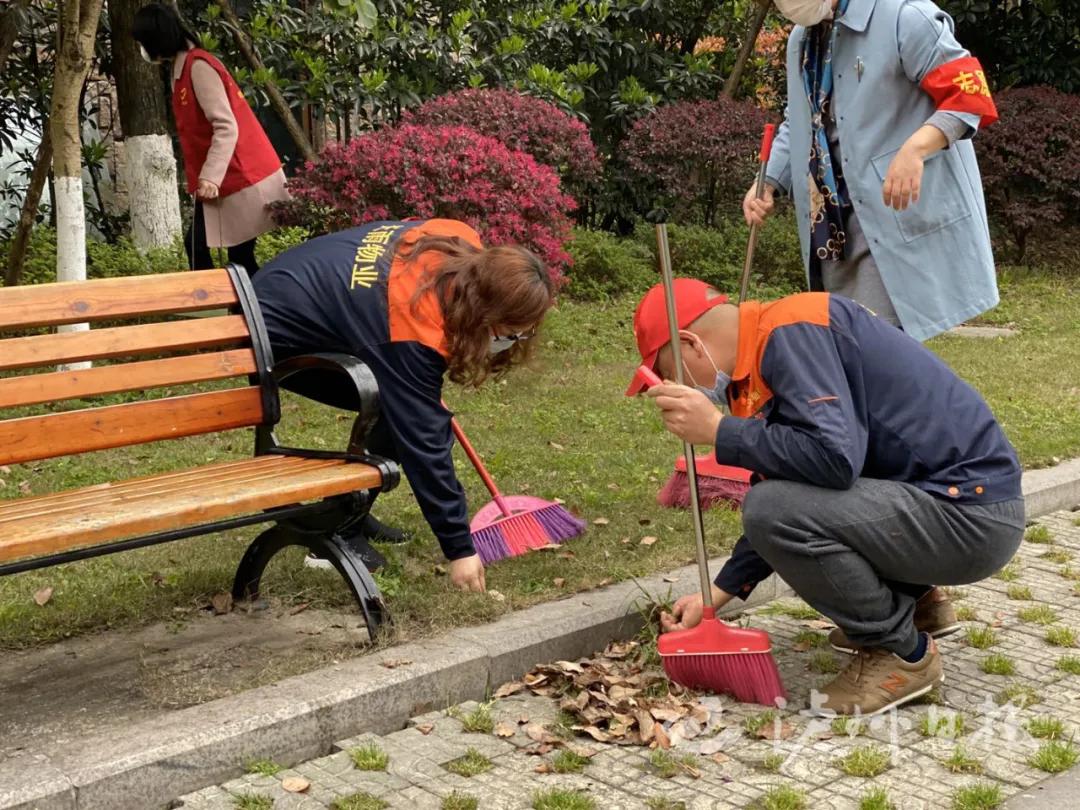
[
  {"x1": 759, "y1": 600, "x2": 821, "y2": 620},
  {"x1": 1, "y1": 273, "x2": 1077, "y2": 656},
  {"x1": 743, "y1": 709, "x2": 777, "y2": 735},
  {"x1": 956, "y1": 605, "x2": 979, "y2": 622},
  {"x1": 441, "y1": 795, "x2": 479, "y2": 810},
  {"x1": 1007, "y1": 585, "x2": 1033, "y2": 600},
  {"x1": 859, "y1": 788, "x2": 893, "y2": 810},
  {"x1": 1025, "y1": 525, "x2": 1054, "y2": 544},
  {"x1": 457, "y1": 703, "x2": 495, "y2": 734},
  {"x1": 793, "y1": 629, "x2": 829, "y2": 649},
  {"x1": 444, "y1": 749, "x2": 493, "y2": 777},
  {"x1": 1018, "y1": 605, "x2": 1059, "y2": 625},
  {"x1": 760, "y1": 753, "x2": 786, "y2": 772},
  {"x1": 951, "y1": 783, "x2": 1003, "y2": 810},
  {"x1": 1057, "y1": 655, "x2": 1080, "y2": 675},
  {"x1": 837, "y1": 746, "x2": 891, "y2": 778},
  {"x1": 1028, "y1": 740, "x2": 1079, "y2": 773},
  {"x1": 1046, "y1": 627, "x2": 1078, "y2": 647},
  {"x1": 551, "y1": 749, "x2": 590, "y2": 774},
  {"x1": 1027, "y1": 716, "x2": 1066, "y2": 740},
  {"x1": 965, "y1": 626, "x2": 998, "y2": 649},
  {"x1": 981, "y1": 654, "x2": 1016, "y2": 676},
  {"x1": 919, "y1": 711, "x2": 966, "y2": 738},
  {"x1": 1041, "y1": 549, "x2": 1073, "y2": 564},
  {"x1": 531, "y1": 788, "x2": 596, "y2": 810},
  {"x1": 331, "y1": 794, "x2": 389, "y2": 810},
  {"x1": 243, "y1": 759, "x2": 282, "y2": 777},
  {"x1": 992, "y1": 565, "x2": 1020, "y2": 582},
  {"x1": 349, "y1": 743, "x2": 389, "y2": 771},
  {"x1": 1062, "y1": 565, "x2": 1080, "y2": 582},
  {"x1": 944, "y1": 745, "x2": 984, "y2": 774},
  {"x1": 996, "y1": 684, "x2": 1041, "y2": 708},
  {"x1": 648, "y1": 749, "x2": 698, "y2": 779},
  {"x1": 232, "y1": 794, "x2": 273, "y2": 810},
  {"x1": 757, "y1": 785, "x2": 806, "y2": 810},
  {"x1": 809, "y1": 651, "x2": 840, "y2": 674},
  {"x1": 645, "y1": 801, "x2": 686, "y2": 810},
  {"x1": 832, "y1": 716, "x2": 864, "y2": 737}
]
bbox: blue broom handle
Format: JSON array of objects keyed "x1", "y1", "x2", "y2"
[{"x1": 655, "y1": 221, "x2": 714, "y2": 608}]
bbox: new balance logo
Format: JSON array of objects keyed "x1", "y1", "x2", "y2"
[{"x1": 880, "y1": 672, "x2": 910, "y2": 694}]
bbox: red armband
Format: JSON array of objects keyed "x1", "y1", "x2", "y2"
[{"x1": 920, "y1": 56, "x2": 999, "y2": 127}]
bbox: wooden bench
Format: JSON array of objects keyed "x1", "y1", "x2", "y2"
[{"x1": 0, "y1": 266, "x2": 400, "y2": 639}]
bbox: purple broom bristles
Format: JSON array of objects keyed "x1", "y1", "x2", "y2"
[{"x1": 471, "y1": 503, "x2": 586, "y2": 566}]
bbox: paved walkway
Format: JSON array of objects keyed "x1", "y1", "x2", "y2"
[{"x1": 179, "y1": 510, "x2": 1080, "y2": 810}]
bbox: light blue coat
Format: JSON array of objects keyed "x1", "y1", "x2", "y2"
[{"x1": 766, "y1": 0, "x2": 998, "y2": 341}]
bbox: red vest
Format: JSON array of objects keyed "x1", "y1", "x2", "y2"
[{"x1": 172, "y1": 49, "x2": 282, "y2": 197}]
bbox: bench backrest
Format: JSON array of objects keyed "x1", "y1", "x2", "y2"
[{"x1": 0, "y1": 267, "x2": 278, "y2": 467}]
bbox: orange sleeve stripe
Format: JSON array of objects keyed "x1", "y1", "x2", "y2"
[{"x1": 920, "y1": 56, "x2": 999, "y2": 127}]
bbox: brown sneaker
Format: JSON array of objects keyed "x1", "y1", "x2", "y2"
[
  {"x1": 814, "y1": 637, "x2": 944, "y2": 716},
  {"x1": 829, "y1": 587, "x2": 962, "y2": 654}
]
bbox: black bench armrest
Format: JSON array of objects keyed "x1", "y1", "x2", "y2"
[{"x1": 256, "y1": 353, "x2": 398, "y2": 491}]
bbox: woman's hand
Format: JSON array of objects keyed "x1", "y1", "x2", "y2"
[
  {"x1": 197, "y1": 178, "x2": 220, "y2": 200},
  {"x1": 742, "y1": 181, "x2": 776, "y2": 227},
  {"x1": 881, "y1": 146, "x2": 923, "y2": 211},
  {"x1": 660, "y1": 586, "x2": 734, "y2": 632},
  {"x1": 646, "y1": 383, "x2": 722, "y2": 446},
  {"x1": 449, "y1": 554, "x2": 486, "y2": 592}
]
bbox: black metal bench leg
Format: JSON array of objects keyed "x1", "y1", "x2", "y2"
[{"x1": 232, "y1": 523, "x2": 389, "y2": 641}]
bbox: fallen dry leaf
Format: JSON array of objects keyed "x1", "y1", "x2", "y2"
[
  {"x1": 526, "y1": 723, "x2": 561, "y2": 744},
  {"x1": 592, "y1": 517, "x2": 610, "y2": 526},
  {"x1": 574, "y1": 725, "x2": 612, "y2": 743},
  {"x1": 518, "y1": 713, "x2": 530, "y2": 725},
  {"x1": 803, "y1": 619, "x2": 836, "y2": 630},
  {"x1": 639, "y1": 536, "x2": 658, "y2": 546},
  {"x1": 710, "y1": 752, "x2": 731, "y2": 766},
  {"x1": 0, "y1": 465, "x2": 10, "y2": 474},
  {"x1": 523, "y1": 672, "x2": 549, "y2": 687},
  {"x1": 755, "y1": 720, "x2": 796, "y2": 741},
  {"x1": 287, "y1": 602, "x2": 311, "y2": 616},
  {"x1": 607, "y1": 483, "x2": 620, "y2": 491},
  {"x1": 210, "y1": 592, "x2": 233, "y2": 615},
  {"x1": 558, "y1": 550, "x2": 576, "y2": 560},
  {"x1": 18, "y1": 481, "x2": 31, "y2": 495},
  {"x1": 792, "y1": 640, "x2": 814, "y2": 653},
  {"x1": 494, "y1": 681, "x2": 525, "y2": 698},
  {"x1": 561, "y1": 691, "x2": 590, "y2": 713},
  {"x1": 488, "y1": 589, "x2": 506, "y2": 602},
  {"x1": 380, "y1": 658, "x2": 413, "y2": 669},
  {"x1": 650, "y1": 706, "x2": 685, "y2": 723},
  {"x1": 691, "y1": 705, "x2": 711, "y2": 725},
  {"x1": 621, "y1": 536, "x2": 632, "y2": 544},
  {"x1": 281, "y1": 777, "x2": 310, "y2": 793},
  {"x1": 609, "y1": 714, "x2": 635, "y2": 738},
  {"x1": 534, "y1": 762, "x2": 554, "y2": 774},
  {"x1": 554, "y1": 660, "x2": 585, "y2": 674},
  {"x1": 553, "y1": 577, "x2": 566, "y2": 588},
  {"x1": 494, "y1": 721, "x2": 517, "y2": 738},
  {"x1": 416, "y1": 723, "x2": 435, "y2": 735},
  {"x1": 549, "y1": 442, "x2": 566, "y2": 451},
  {"x1": 653, "y1": 722, "x2": 671, "y2": 749},
  {"x1": 434, "y1": 564, "x2": 447, "y2": 575},
  {"x1": 662, "y1": 576, "x2": 678, "y2": 583},
  {"x1": 596, "y1": 578, "x2": 613, "y2": 587},
  {"x1": 33, "y1": 586, "x2": 53, "y2": 607}
]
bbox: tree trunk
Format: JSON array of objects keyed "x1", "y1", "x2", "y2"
[
  {"x1": 3, "y1": 129, "x2": 52, "y2": 287},
  {"x1": 723, "y1": 0, "x2": 772, "y2": 98},
  {"x1": 215, "y1": 0, "x2": 317, "y2": 163},
  {"x1": 109, "y1": 0, "x2": 182, "y2": 250},
  {"x1": 0, "y1": 0, "x2": 29, "y2": 76},
  {"x1": 680, "y1": 0, "x2": 719, "y2": 56},
  {"x1": 51, "y1": 0, "x2": 104, "y2": 367}
]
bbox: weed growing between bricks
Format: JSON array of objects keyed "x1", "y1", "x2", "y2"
[
  {"x1": 757, "y1": 784, "x2": 808, "y2": 810},
  {"x1": 1046, "y1": 626, "x2": 1077, "y2": 647},
  {"x1": 349, "y1": 743, "x2": 388, "y2": 771},
  {"x1": 944, "y1": 745, "x2": 985, "y2": 774},
  {"x1": 444, "y1": 748, "x2": 493, "y2": 777},
  {"x1": 859, "y1": 788, "x2": 893, "y2": 810},
  {"x1": 330, "y1": 793, "x2": 388, "y2": 810},
  {"x1": 1026, "y1": 716, "x2": 1066, "y2": 739},
  {"x1": 838, "y1": 746, "x2": 891, "y2": 777},
  {"x1": 242, "y1": 759, "x2": 281, "y2": 777},
  {"x1": 531, "y1": 788, "x2": 596, "y2": 810},
  {"x1": 981, "y1": 654, "x2": 1016, "y2": 676},
  {"x1": 441, "y1": 793, "x2": 479, "y2": 810},
  {"x1": 1056, "y1": 655, "x2": 1080, "y2": 674},
  {"x1": 1028, "y1": 740, "x2": 1079, "y2": 773},
  {"x1": 951, "y1": 782, "x2": 1003, "y2": 810},
  {"x1": 231, "y1": 794, "x2": 273, "y2": 810}
]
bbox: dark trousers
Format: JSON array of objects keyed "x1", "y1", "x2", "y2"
[
  {"x1": 741, "y1": 478, "x2": 1025, "y2": 655},
  {"x1": 186, "y1": 201, "x2": 259, "y2": 277}
]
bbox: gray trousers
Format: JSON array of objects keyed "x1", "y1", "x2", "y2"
[{"x1": 742, "y1": 478, "x2": 1025, "y2": 655}]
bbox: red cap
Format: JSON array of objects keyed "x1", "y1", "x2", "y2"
[{"x1": 627, "y1": 279, "x2": 728, "y2": 395}]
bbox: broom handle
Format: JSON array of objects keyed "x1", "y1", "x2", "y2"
[
  {"x1": 446, "y1": 406, "x2": 514, "y2": 519},
  {"x1": 739, "y1": 123, "x2": 776, "y2": 304},
  {"x1": 654, "y1": 220, "x2": 714, "y2": 609}
]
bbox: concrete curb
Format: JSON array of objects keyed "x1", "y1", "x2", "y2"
[
  {"x1": 0, "y1": 559, "x2": 791, "y2": 810},
  {"x1": 1022, "y1": 457, "x2": 1080, "y2": 520}
]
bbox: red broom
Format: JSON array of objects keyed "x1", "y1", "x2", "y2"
[
  {"x1": 646, "y1": 208, "x2": 785, "y2": 707},
  {"x1": 656, "y1": 123, "x2": 775, "y2": 513},
  {"x1": 449, "y1": 413, "x2": 586, "y2": 565}
]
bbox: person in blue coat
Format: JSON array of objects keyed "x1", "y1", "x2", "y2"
[{"x1": 743, "y1": 0, "x2": 1000, "y2": 341}]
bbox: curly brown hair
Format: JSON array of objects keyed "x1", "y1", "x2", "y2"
[{"x1": 400, "y1": 235, "x2": 555, "y2": 387}]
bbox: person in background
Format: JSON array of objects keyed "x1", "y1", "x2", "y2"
[
  {"x1": 743, "y1": 0, "x2": 999, "y2": 341},
  {"x1": 133, "y1": 2, "x2": 289, "y2": 277},
  {"x1": 254, "y1": 218, "x2": 555, "y2": 591}
]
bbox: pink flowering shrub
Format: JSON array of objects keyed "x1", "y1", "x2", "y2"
[
  {"x1": 272, "y1": 124, "x2": 575, "y2": 279},
  {"x1": 622, "y1": 99, "x2": 771, "y2": 226},
  {"x1": 402, "y1": 89, "x2": 602, "y2": 203}
]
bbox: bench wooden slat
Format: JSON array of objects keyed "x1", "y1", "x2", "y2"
[
  {"x1": 0, "y1": 456, "x2": 334, "y2": 524},
  {"x1": 0, "y1": 388, "x2": 265, "y2": 466},
  {"x1": 0, "y1": 315, "x2": 251, "y2": 371},
  {"x1": 0, "y1": 349, "x2": 258, "y2": 409},
  {"x1": 0, "y1": 269, "x2": 237, "y2": 329},
  {"x1": 0, "y1": 456, "x2": 384, "y2": 563}
]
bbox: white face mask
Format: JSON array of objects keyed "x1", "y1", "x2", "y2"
[
  {"x1": 489, "y1": 330, "x2": 534, "y2": 355},
  {"x1": 774, "y1": 0, "x2": 834, "y2": 26},
  {"x1": 138, "y1": 44, "x2": 155, "y2": 63},
  {"x1": 679, "y1": 331, "x2": 731, "y2": 407}
]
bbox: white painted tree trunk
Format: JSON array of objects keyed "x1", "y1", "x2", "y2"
[
  {"x1": 54, "y1": 174, "x2": 91, "y2": 370},
  {"x1": 123, "y1": 133, "x2": 181, "y2": 251}
]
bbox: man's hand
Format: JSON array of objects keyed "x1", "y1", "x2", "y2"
[
  {"x1": 646, "y1": 383, "x2": 722, "y2": 445},
  {"x1": 881, "y1": 146, "x2": 923, "y2": 211},
  {"x1": 449, "y1": 554, "x2": 486, "y2": 592},
  {"x1": 742, "y1": 180, "x2": 776, "y2": 227},
  {"x1": 660, "y1": 586, "x2": 734, "y2": 632},
  {"x1": 197, "y1": 178, "x2": 220, "y2": 200}
]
